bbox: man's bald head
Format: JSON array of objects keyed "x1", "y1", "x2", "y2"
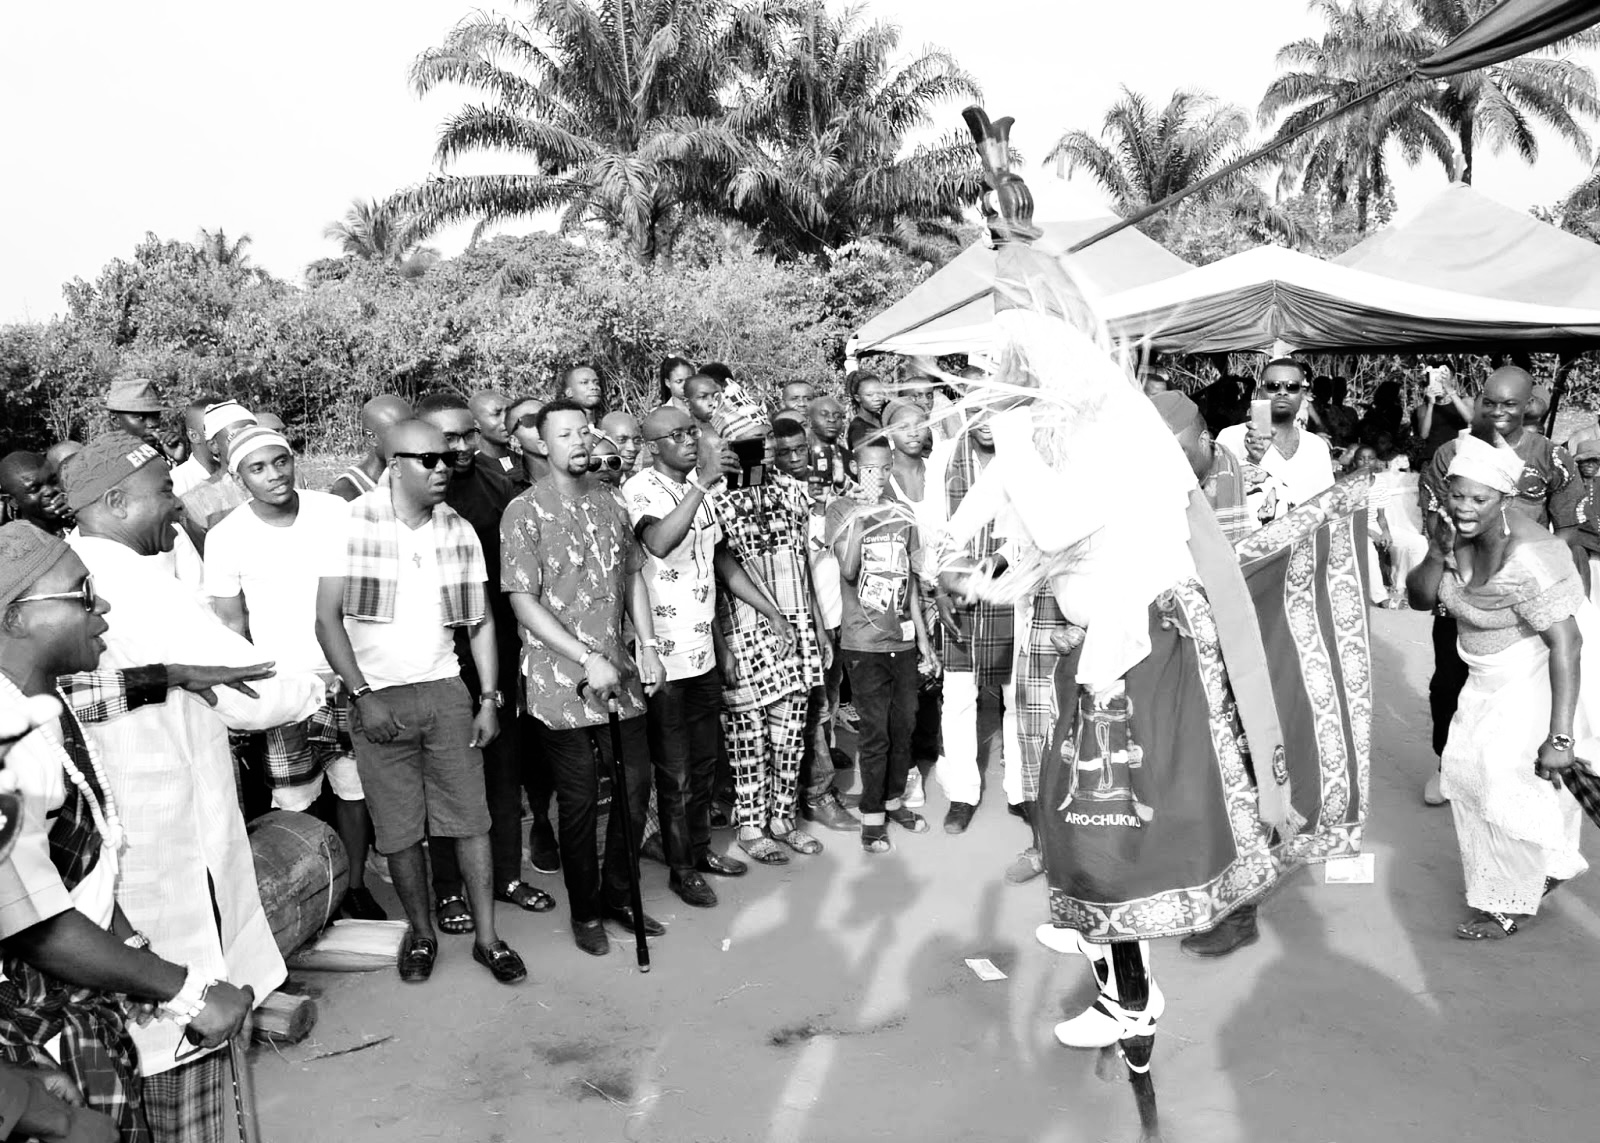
[
  {"x1": 1485, "y1": 365, "x2": 1534, "y2": 403},
  {"x1": 642, "y1": 406, "x2": 691, "y2": 439},
  {"x1": 1479, "y1": 365, "x2": 1536, "y2": 441},
  {"x1": 382, "y1": 419, "x2": 445, "y2": 456},
  {"x1": 469, "y1": 389, "x2": 511, "y2": 447},
  {"x1": 360, "y1": 394, "x2": 412, "y2": 435},
  {"x1": 599, "y1": 410, "x2": 642, "y2": 466},
  {"x1": 807, "y1": 395, "x2": 846, "y2": 443},
  {"x1": 600, "y1": 411, "x2": 639, "y2": 439},
  {"x1": 0, "y1": 451, "x2": 43, "y2": 493},
  {"x1": 382, "y1": 419, "x2": 450, "y2": 506},
  {"x1": 642, "y1": 406, "x2": 697, "y2": 475}
]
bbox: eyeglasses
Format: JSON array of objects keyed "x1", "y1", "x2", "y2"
[
  {"x1": 1260, "y1": 381, "x2": 1306, "y2": 395},
  {"x1": 14, "y1": 575, "x2": 97, "y2": 613},
  {"x1": 393, "y1": 451, "x2": 466, "y2": 470},
  {"x1": 647, "y1": 426, "x2": 702, "y2": 445},
  {"x1": 589, "y1": 454, "x2": 625, "y2": 473}
]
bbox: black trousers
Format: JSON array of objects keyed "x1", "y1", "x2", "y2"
[
  {"x1": 845, "y1": 648, "x2": 918, "y2": 816},
  {"x1": 541, "y1": 715, "x2": 652, "y2": 923},
  {"x1": 1429, "y1": 614, "x2": 1469, "y2": 757},
  {"x1": 646, "y1": 670, "x2": 723, "y2": 874}
]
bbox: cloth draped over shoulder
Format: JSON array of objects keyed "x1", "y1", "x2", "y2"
[{"x1": 341, "y1": 484, "x2": 487, "y2": 628}]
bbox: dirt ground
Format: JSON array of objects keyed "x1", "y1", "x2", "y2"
[{"x1": 252, "y1": 607, "x2": 1600, "y2": 1143}]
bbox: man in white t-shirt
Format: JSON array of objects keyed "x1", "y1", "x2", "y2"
[
  {"x1": 772, "y1": 415, "x2": 859, "y2": 831},
  {"x1": 169, "y1": 394, "x2": 221, "y2": 499},
  {"x1": 316, "y1": 420, "x2": 525, "y2": 986},
  {"x1": 204, "y1": 424, "x2": 385, "y2": 920},
  {"x1": 1216, "y1": 358, "x2": 1335, "y2": 521},
  {"x1": 624, "y1": 406, "x2": 761, "y2": 908}
]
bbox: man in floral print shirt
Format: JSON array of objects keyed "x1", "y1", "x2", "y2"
[
  {"x1": 624, "y1": 407, "x2": 786, "y2": 908},
  {"x1": 500, "y1": 400, "x2": 666, "y2": 958}
]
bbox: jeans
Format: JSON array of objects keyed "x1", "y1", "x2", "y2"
[
  {"x1": 845, "y1": 648, "x2": 918, "y2": 816},
  {"x1": 541, "y1": 715, "x2": 653, "y2": 923},
  {"x1": 1429, "y1": 613, "x2": 1469, "y2": 757},
  {"x1": 646, "y1": 670, "x2": 723, "y2": 873}
]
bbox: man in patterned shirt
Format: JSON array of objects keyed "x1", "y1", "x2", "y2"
[
  {"x1": 625, "y1": 408, "x2": 788, "y2": 907},
  {"x1": 501, "y1": 400, "x2": 667, "y2": 957}
]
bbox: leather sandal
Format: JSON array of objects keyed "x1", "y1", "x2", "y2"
[
  {"x1": 435, "y1": 895, "x2": 474, "y2": 934},
  {"x1": 737, "y1": 830, "x2": 789, "y2": 865},
  {"x1": 1455, "y1": 910, "x2": 1520, "y2": 940},
  {"x1": 771, "y1": 823, "x2": 823, "y2": 855},
  {"x1": 496, "y1": 880, "x2": 557, "y2": 912}
]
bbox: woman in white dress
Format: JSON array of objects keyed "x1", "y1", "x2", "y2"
[{"x1": 1407, "y1": 434, "x2": 1591, "y2": 939}]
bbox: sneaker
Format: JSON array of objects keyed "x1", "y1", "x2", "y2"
[
  {"x1": 1054, "y1": 978, "x2": 1165, "y2": 1049},
  {"x1": 836, "y1": 703, "x2": 860, "y2": 731},
  {"x1": 801, "y1": 790, "x2": 862, "y2": 832},
  {"x1": 1423, "y1": 771, "x2": 1448, "y2": 806},
  {"x1": 903, "y1": 768, "x2": 926, "y2": 809},
  {"x1": 1005, "y1": 847, "x2": 1045, "y2": 884}
]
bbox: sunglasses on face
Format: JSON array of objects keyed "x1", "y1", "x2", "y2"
[
  {"x1": 1260, "y1": 381, "x2": 1305, "y2": 395},
  {"x1": 588, "y1": 454, "x2": 625, "y2": 473},
  {"x1": 15, "y1": 575, "x2": 98, "y2": 613},
  {"x1": 647, "y1": 425, "x2": 702, "y2": 445},
  {"x1": 393, "y1": 451, "x2": 467, "y2": 470}
]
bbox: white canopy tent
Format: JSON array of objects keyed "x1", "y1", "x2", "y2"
[{"x1": 1100, "y1": 244, "x2": 1600, "y2": 355}]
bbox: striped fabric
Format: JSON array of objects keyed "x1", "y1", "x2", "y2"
[
  {"x1": 341, "y1": 487, "x2": 486, "y2": 627},
  {"x1": 940, "y1": 436, "x2": 1014, "y2": 684},
  {"x1": 57, "y1": 667, "x2": 169, "y2": 725}
]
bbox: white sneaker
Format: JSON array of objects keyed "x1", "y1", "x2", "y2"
[
  {"x1": 1054, "y1": 978, "x2": 1165, "y2": 1049},
  {"x1": 903, "y1": 768, "x2": 926, "y2": 808},
  {"x1": 1423, "y1": 772, "x2": 1448, "y2": 806}
]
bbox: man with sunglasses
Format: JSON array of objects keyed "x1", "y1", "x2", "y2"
[
  {"x1": 58, "y1": 434, "x2": 328, "y2": 1138},
  {"x1": 317, "y1": 419, "x2": 526, "y2": 986},
  {"x1": 412, "y1": 394, "x2": 557, "y2": 930},
  {"x1": 1216, "y1": 358, "x2": 1335, "y2": 523}
]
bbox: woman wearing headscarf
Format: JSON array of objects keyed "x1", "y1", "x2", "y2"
[{"x1": 1407, "y1": 434, "x2": 1592, "y2": 939}]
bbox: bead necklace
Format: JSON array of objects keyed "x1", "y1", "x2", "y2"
[{"x1": 55, "y1": 709, "x2": 125, "y2": 854}]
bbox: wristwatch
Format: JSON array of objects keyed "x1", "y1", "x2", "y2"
[
  {"x1": 350, "y1": 685, "x2": 374, "y2": 703},
  {"x1": 1548, "y1": 733, "x2": 1575, "y2": 751},
  {"x1": 480, "y1": 690, "x2": 504, "y2": 709}
]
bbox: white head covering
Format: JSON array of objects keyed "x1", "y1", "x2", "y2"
[
  {"x1": 1446, "y1": 434, "x2": 1523, "y2": 495},
  {"x1": 202, "y1": 401, "x2": 256, "y2": 441}
]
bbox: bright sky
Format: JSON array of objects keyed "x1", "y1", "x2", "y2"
[{"x1": 1, "y1": 1, "x2": 1594, "y2": 322}]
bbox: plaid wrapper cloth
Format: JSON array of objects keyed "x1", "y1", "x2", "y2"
[
  {"x1": 0, "y1": 711, "x2": 152, "y2": 1142},
  {"x1": 1563, "y1": 758, "x2": 1600, "y2": 829},
  {"x1": 940, "y1": 436, "x2": 1014, "y2": 684},
  {"x1": 1204, "y1": 444, "x2": 1257, "y2": 545},
  {"x1": 263, "y1": 684, "x2": 352, "y2": 790},
  {"x1": 140, "y1": 1052, "x2": 228, "y2": 1143},
  {"x1": 58, "y1": 667, "x2": 169, "y2": 726},
  {"x1": 341, "y1": 486, "x2": 487, "y2": 627},
  {"x1": 1017, "y1": 587, "x2": 1069, "y2": 802}
]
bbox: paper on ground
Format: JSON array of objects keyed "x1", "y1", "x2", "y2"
[
  {"x1": 965, "y1": 957, "x2": 1007, "y2": 981},
  {"x1": 1323, "y1": 852, "x2": 1376, "y2": 884}
]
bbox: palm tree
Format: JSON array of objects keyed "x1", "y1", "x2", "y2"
[
  {"x1": 197, "y1": 228, "x2": 253, "y2": 268},
  {"x1": 1259, "y1": 0, "x2": 1455, "y2": 233},
  {"x1": 390, "y1": 0, "x2": 775, "y2": 261},
  {"x1": 1553, "y1": 158, "x2": 1600, "y2": 241},
  {"x1": 1046, "y1": 87, "x2": 1300, "y2": 246},
  {"x1": 1411, "y1": 0, "x2": 1600, "y2": 185},
  {"x1": 724, "y1": 3, "x2": 984, "y2": 259},
  {"x1": 324, "y1": 198, "x2": 439, "y2": 275}
]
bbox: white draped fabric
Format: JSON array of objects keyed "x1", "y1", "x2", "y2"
[{"x1": 66, "y1": 535, "x2": 324, "y2": 1075}]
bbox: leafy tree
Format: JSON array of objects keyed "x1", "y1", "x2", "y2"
[
  {"x1": 1046, "y1": 87, "x2": 1300, "y2": 247},
  {"x1": 1412, "y1": 0, "x2": 1600, "y2": 185},
  {"x1": 1258, "y1": 0, "x2": 1454, "y2": 234},
  {"x1": 724, "y1": 2, "x2": 983, "y2": 259},
  {"x1": 391, "y1": 0, "x2": 774, "y2": 261},
  {"x1": 323, "y1": 198, "x2": 440, "y2": 277}
]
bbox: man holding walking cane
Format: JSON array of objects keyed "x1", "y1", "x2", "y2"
[{"x1": 500, "y1": 400, "x2": 666, "y2": 959}]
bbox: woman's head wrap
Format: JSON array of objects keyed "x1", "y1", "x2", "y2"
[{"x1": 1447, "y1": 434, "x2": 1523, "y2": 495}]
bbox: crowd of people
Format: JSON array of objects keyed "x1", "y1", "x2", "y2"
[{"x1": 0, "y1": 340, "x2": 1596, "y2": 1141}]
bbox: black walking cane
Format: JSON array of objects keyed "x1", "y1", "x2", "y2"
[{"x1": 578, "y1": 681, "x2": 650, "y2": 971}]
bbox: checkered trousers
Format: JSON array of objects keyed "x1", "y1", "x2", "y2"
[
  {"x1": 939, "y1": 437, "x2": 1014, "y2": 684},
  {"x1": 140, "y1": 1052, "x2": 229, "y2": 1143},
  {"x1": 1016, "y1": 588, "x2": 1069, "y2": 802},
  {"x1": 724, "y1": 691, "x2": 808, "y2": 827}
]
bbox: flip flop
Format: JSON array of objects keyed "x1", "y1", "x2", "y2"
[
  {"x1": 496, "y1": 880, "x2": 557, "y2": 913},
  {"x1": 435, "y1": 895, "x2": 475, "y2": 934}
]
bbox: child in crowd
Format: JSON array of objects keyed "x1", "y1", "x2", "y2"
[
  {"x1": 827, "y1": 441, "x2": 936, "y2": 853},
  {"x1": 1555, "y1": 438, "x2": 1600, "y2": 592}
]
